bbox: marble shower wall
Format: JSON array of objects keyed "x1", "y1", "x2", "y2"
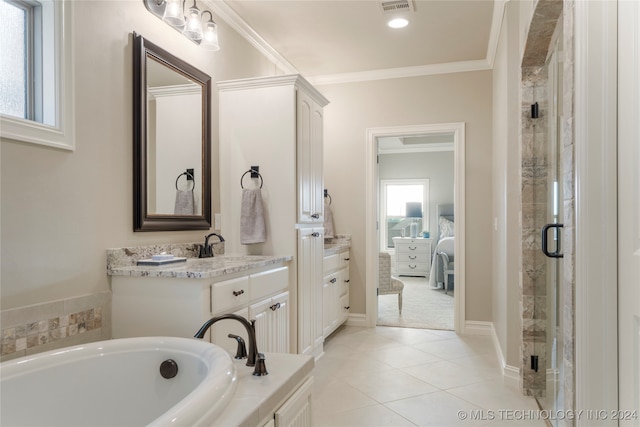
[{"x1": 519, "y1": 0, "x2": 569, "y2": 401}]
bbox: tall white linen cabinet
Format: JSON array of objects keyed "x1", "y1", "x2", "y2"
[{"x1": 218, "y1": 75, "x2": 329, "y2": 358}]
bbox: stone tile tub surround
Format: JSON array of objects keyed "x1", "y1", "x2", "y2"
[{"x1": 0, "y1": 291, "x2": 111, "y2": 362}]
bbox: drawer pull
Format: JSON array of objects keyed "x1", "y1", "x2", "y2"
[
  {"x1": 409, "y1": 255, "x2": 416, "y2": 260},
  {"x1": 344, "y1": 279, "x2": 350, "y2": 283},
  {"x1": 344, "y1": 306, "x2": 350, "y2": 310},
  {"x1": 344, "y1": 258, "x2": 350, "y2": 261},
  {"x1": 311, "y1": 232, "x2": 320, "y2": 237},
  {"x1": 270, "y1": 302, "x2": 281, "y2": 311},
  {"x1": 409, "y1": 246, "x2": 417, "y2": 250},
  {"x1": 409, "y1": 265, "x2": 417, "y2": 269},
  {"x1": 311, "y1": 213, "x2": 320, "y2": 219},
  {"x1": 330, "y1": 278, "x2": 337, "y2": 284},
  {"x1": 232, "y1": 290, "x2": 245, "y2": 297}
]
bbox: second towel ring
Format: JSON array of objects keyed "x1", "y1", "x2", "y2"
[
  {"x1": 240, "y1": 169, "x2": 263, "y2": 189},
  {"x1": 176, "y1": 171, "x2": 195, "y2": 191}
]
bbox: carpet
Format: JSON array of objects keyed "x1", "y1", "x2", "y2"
[{"x1": 377, "y1": 276, "x2": 454, "y2": 330}]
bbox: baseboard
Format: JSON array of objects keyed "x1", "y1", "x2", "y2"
[
  {"x1": 503, "y1": 364, "x2": 521, "y2": 389},
  {"x1": 465, "y1": 321, "x2": 521, "y2": 389},
  {"x1": 345, "y1": 313, "x2": 367, "y2": 328},
  {"x1": 463, "y1": 320, "x2": 493, "y2": 335}
]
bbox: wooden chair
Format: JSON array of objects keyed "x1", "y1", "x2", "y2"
[{"x1": 378, "y1": 252, "x2": 404, "y2": 314}]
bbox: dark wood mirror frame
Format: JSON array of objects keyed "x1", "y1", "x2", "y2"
[{"x1": 133, "y1": 32, "x2": 212, "y2": 231}]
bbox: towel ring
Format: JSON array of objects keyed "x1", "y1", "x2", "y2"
[
  {"x1": 324, "y1": 189, "x2": 332, "y2": 205},
  {"x1": 175, "y1": 171, "x2": 195, "y2": 191},
  {"x1": 240, "y1": 169, "x2": 263, "y2": 189}
]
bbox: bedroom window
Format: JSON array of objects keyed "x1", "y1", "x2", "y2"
[
  {"x1": 0, "y1": 0, "x2": 75, "y2": 150},
  {"x1": 380, "y1": 179, "x2": 430, "y2": 250}
]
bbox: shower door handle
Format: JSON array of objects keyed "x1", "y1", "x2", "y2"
[{"x1": 541, "y1": 223, "x2": 564, "y2": 258}]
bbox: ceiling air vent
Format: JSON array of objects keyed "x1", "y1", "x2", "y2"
[{"x1": 379, "y1": 0, "x2": 415, "y2": 14}]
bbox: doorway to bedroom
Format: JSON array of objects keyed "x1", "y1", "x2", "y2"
[{"x1": 365, "y1": 122, "x2": 465, "y2": 332}]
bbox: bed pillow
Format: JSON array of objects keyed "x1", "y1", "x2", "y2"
[{"x1": 439, "y1": 216, "x2": 455, "y2": 238}]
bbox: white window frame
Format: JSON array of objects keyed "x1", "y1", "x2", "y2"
[
  {"x1": 0, "y1": 0, "x2": 75, "y2": 151},
  {"x1": 379, "y1": 178, "x2": 430, "y2": 251}
]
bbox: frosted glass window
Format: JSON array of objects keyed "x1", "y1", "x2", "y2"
[
  {"x1": 0, "y1": 0, "x2": 74, "y2": 149},
  {"x1": 0, "y1": 0, "x2": 28, "y2": 119}
]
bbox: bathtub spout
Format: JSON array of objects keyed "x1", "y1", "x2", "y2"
[{"x1": 194, "y1": 314, "x2": 267, "y2": 375}]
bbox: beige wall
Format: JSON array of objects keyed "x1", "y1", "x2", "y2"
[
  {"x1": 0, "y1": 1, "x2": 275, "y2": 310},
  {"x1": 319, "y1": 71, "x2": 493, "y2": 320},
  {"x1": 492, "y1": 0, "x2": 524, "y2": 368}
]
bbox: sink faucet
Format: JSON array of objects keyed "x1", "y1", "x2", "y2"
[
  {"x1": 194, "y1": 313, "x2": 268, "y2": 376},
  {"x1": 198, "y1": 233, "x2": 225, "y2": 258}
]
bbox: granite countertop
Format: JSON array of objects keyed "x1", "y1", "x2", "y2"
[
  {"x1": 107, "y1": 255, "x2": 292, "y2": 279},
  {"x1": 213, "y1": 352, "x2": 314, "y2": 427},
  {"x1": 324, "y1": 242, "x2": 350, "y2": 256}
]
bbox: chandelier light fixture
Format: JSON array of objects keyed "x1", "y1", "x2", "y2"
[{"x1": 144, "y1": 0, "x2": 221, "y2": 51}]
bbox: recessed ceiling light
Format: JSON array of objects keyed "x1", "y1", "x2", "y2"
[{"x1": 387, "y1": 18, "x2": 409, "y2": 28}]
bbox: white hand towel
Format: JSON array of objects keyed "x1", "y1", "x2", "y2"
[
  {"x1": 174, "y1": 190, "x2": 195, "y2": 215},
  {"x1": 241, "y1": 188, "x2": 266, "y2": 244},
  {"x1": 324, "y1": 198, "x2": 335, "y2": 239}
]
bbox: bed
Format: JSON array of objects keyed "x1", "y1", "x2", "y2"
[{"x1": 429, "y1": 203, "x2": 455, "y2": 289}]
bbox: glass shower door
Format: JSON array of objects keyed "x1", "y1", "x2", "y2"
[{"x1": 539, "y1": 38, "x2": 564, "y2": 426}]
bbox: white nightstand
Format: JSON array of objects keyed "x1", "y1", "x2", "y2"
[{"x1": 392, "y1": 237, "x2": 433, "y2": 277}]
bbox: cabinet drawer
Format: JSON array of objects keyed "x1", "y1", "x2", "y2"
[
  {"x1": 211, "y1": 276, "x2": 250, "y2": 313},
  {"x1": 397, "y1": 262, "x2": 429, "y2": 274},
  {"x1": 338, "y1": 251, "x2": 350, "y2": 269},
  {"x1": 251, "y1": 266, "x2": 289, "y2": 301},
  {"x1": 323, "y1": 254, "x2": 339, "y2": 274},
  {"x1": 395, "y1": 242, "x2": 428, "y2": 253},
  {"x1": 397, "y1": 252, "x2": 430, "y2": 263}
]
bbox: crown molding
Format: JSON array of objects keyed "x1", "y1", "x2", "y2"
[
  {"x1": 306, "y1": 59, "x2": 492, "y2": 86},
  {"x1": 209, "y1": 0, "x2": 506, "y2": 85},
  {"x1": 203, "y1": 0, "x2": 299, "y2": 74}
]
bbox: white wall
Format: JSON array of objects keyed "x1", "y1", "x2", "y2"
[
  {"x1": 0, "y1": 1, "x2": 276, "y2": 309},
  {"x1": 320, "y1": 71, "x2": 493, "y2": 321}
]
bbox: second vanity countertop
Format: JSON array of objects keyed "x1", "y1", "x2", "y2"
[
  {"x1": 107, "y1": 255, "x2": 292, "y2": 279},
  {"x1": 323, "y1": 243, "x2": 350, "y2": 256}
]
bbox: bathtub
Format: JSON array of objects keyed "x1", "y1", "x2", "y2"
[{"x1": 0, "y1": 337, "x2": 237, "y2": 426}]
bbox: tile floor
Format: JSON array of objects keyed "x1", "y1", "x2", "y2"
[{"x1": 312, "y1": 326, "x2": 546, "y2": 427}]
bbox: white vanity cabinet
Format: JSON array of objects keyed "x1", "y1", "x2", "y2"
[
  {"x1": 111, "y1": 263, "x2": 290, "y2": 355},
  {"x1": 250, "y1": 291, "x2": 290, "y2": 354},
  {"x1": 219, "y1": 75, "x2": 329, "y2": 358},
  {"x1": 322, "y1": 248, "x2": 350, "y2": 338},
  {"x1": 393, "y1": 237, "x2": 432, "y2": 277},
  {"x1": 296, "y1": 88, "x2": 325, "y2": 224},
  {"x1": 297, "y1": 227, "x2": 324, "y2": 357}
]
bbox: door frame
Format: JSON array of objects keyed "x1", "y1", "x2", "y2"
[
  {"x1": 574, "y1": 0, "x2": 618, "y2": 417},
  {"x1": 365, "y1": 122, "x2": 466, "y2": 332}
]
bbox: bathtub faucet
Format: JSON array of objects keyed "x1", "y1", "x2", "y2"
[
  {"x1": 198, "y1": 233, "x2": 225, "y2": 258},
  {"x1": 194, "y1": 314, "x2": 268, "y2": 376}
]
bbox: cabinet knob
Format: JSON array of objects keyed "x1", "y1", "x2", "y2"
[
  {"x1": 344, "y1": 279, "x2": 350, "y2": 283},
  {"x1": 344, "y1": 306, "x2": 350, "y2": 310},
  {"x1": 311, "y1": 213, "x2": 320, "y2": 219},
  {"x1": 232, "y1": 289, "x2": 245, "y2": 296},
  {"x1": 330, "y1": 277, "x2": 337, "y2": 284},
  {"x1": 311, "y1": 232, "x2": 320, "y2": 237},
  {"x1": 343, "y1": 258, "x2": 350, "y2": 261},
  {"x1": 270, "y1": 302, "x2": 281, "y2": 311}
]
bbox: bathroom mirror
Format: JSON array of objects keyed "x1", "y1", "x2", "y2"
[{"x1": 133, "y1": 33, "x2": 211, "y2": 231}]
